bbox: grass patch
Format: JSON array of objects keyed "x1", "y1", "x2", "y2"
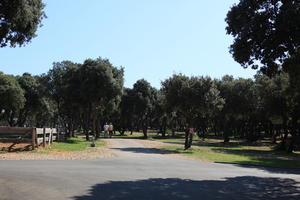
[
  {"x1": 114, "y1": 131, "x2": 186, "y2": 139},
  {"x1": 158, "y1": 138, "x2": 300, "y2": 169},
  {"x1": 114, "y1": 131, "x2": 144, "y2": 138},
  {"x1": 114, "y1": 131, "x2": 161, "y2": 138},
  {"x1": 36, "y1": 137, "x2": 105, "y2": 152}
]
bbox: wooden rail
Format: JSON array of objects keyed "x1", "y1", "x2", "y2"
[
  {"x1": 36, "y1": 128, "x2": 60, "y2": 147},
  {"x1": 0, "y1": 127, "x2": 34, "y2": 135},
  {"x1": 0, "y1": 126, "x2": 63, "y2": 151}
]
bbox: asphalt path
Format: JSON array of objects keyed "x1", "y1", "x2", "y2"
[{"x1": 0, "y1": 139, "x2": 300, "y2": 200}]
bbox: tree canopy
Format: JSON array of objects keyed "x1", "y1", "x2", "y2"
[
  {"x1": 0, "y1": 0, "x2": 46, "y2": 47},
  {"x1": 0, "y1": 72, "x2": 25, "y2": 126},
  {"x1": 225, "y1": 0, "x2": 300, "y2": 76},
  {"x1": 0, "y1": 67, "x2": 299, "y2": 151},
  {"x1": 41, "y1": 58, "x2": 124, "y2": 139},
  {"x1": 0, "y1": 0, "x2": 299, "y2": 152},
  {"x1": 162, "y1": 74, "x2": 224, "y2": 149}
]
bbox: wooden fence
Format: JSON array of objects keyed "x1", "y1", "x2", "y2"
[{"x1": 0, "y1": 126, "x2": 63, "y2": 151}]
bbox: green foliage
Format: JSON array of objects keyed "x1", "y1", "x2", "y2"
[
  {"x1": 42, "y1": 58, "x2": 124, "y2": 139},
  {"x1": 0, "y1": 0, "x2": 46, "y2": 47},
  {"x1": 226, "y1": 0, "x2": 300, "y2": 75},
  {"x1": 162, "y1": 74, "x2": 224, "y2": 149},
  {"x1": 0, "y1": 72, "x2": 54, "y2": 127},
  {"x1": 162, "y1": 74, "x2": 224, "y2": 126},
  {"x1": 0, "y1": 56, "x2": 298, "y2": 152},
  {"x1": 218, "y1": 77, "x2": 255, "y2": 119},
  {"x1": 0, "y1": 72, "x2": 25, "y2": 124},
  {"x1": 160, "y1": 139, "x2": 300, "y2": 169},
  {"x1": 254, "y1": 73, "x2": 290, "y2": 122},
  {"x1": 16, "y1": 73, "x2": 46, "y2": 126},
  {"x1": 283, "y1": 51, "x2": 300, "y2": 120},
  {"x1": 120, "y1": 79, "x2": 157, "y2": 138},
  {"x1": 226, "y1": 0, "x2": 300, "y2": 151},
  {"x1": 132, "y1": 79, "x2": 156, "y2": 119},
  {"x1": 78, "y1": 58, "x2": 124, "y2": 113},
  {"x1": 49, "y1": 138, "x2": 104, "y2": 151}
]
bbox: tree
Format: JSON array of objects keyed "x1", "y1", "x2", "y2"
[
  {"x1": 226, "y1": 0, "x2": 300, "y2": 76},
  {"x1": 254, "y1": 73, "x2": 291, "y2": 147},
  {"x1": 119, "y1": 88, "x2": 136, "y2": 135},
  {"x1": 0, "y1": 0, "x2": 46, "y2": 47},
  {"x1": 162, "y1": 74, "x2": 224, "y2": 149},
  {"x1": 129, "y1": 79, "x2": 156, "y2": 139},
  {"x1": 57, "y1": 62, "x2": 81, "y2": 137},
  {"x1": 226, "y1": 0, "x2": 300, "y2": 152},
  {"x1": 14, "y1": 73, "x2": 45, "y2": 126},
  {"x1": 282, "y1": 52, "x2": 300, "y2": 152},
  {"x1": 43, "y1": 58, "x2": 124, "y2": 139},
  {"x1": 0, "y1": 72, "x2": 25, "y2": 126},
  {"x1": 42, "y1": 61, "x2": 79, "y2": 137},
  {"x1": 284, "y1": 51, "x2": 300, "y2": 121},
  {"x1": 152, "y1": 90, "x2": 168, "y2": 138},
  {"x1": 217, "y1": 76, "x2": 256, "y2": 142},
  {"x1": 76, "y1": 58, "x2": 124, "y2": 140}
]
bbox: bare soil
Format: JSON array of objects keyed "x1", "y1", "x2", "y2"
[
  {"x1": 0, "y1": 142, "x2": 116, "y2": 160},
  {"x1": 0, "y1": 138, "x2": 190, "y2": 161}
]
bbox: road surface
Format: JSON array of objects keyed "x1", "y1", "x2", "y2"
[{"x1": 0, "y1": 139, "x2": 300, "y2": 200}]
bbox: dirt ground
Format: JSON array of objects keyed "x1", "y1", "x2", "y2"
[
  {"x1": 0, "y1": 142, "x2": 33, "y2": 151},
  {"x1": 0, "y1": 139, "x2": 186, "y2": 161},
  {"x1": 0, "y1": 138, "x2": 198, "y2": 161},
  {"x1": 0, "y1": 141, "x2": 116, "y2": 160}
]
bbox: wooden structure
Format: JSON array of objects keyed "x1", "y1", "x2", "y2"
[
  {"x1": 36, "y1": 128, "x2": 60, "y2": 147},
  {"x1": 0, "y1": 126, "x2": 62, "y2": 151}
]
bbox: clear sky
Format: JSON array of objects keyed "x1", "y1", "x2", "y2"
[{"x1": 0, "y1": 0, "x2": 256, "y2": 88}]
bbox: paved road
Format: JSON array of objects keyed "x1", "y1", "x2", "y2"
[{"x1": 1, "y1": 139, "x2": 300, "y2": 200}]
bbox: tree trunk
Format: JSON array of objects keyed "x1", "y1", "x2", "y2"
[
  {"x1": 130, "y1": 125, "x2": 133, "y2": 135},
  {"x1": 71, "y1": 128, "x2": 75, "y2": 137},
  {"x1": 188, "y1": 131, "x2": 193, "y2": 147},
  {"x1": 184, "y1": 131, "x2": 193, "y2": 150},
  {"x1": 223, "y1": 133, "x2": 230, "y2": 143},
  {"x1": 95, "y1": 117, "x2": 100, "y2": 139},
  {"x1": 286, "y1": 134, "x2": 295, "y2": 153},
  {"x1": 84, "y1": 114, "x2": 90, "y2": 141},
  {"x1": 142, "y1": 126, "x2": 148, "y2": 139},
  {"x1": 91, "y1": 117, "x2": 96, "y2": 137},
  {"x1": 184, "y1": 130, "x2": 189, "y2": 150},
  {"x1": 172, "y1": 129, "x2": 175, "y2": 137},
  {"x1": 201, "y1": 127, "x2": 206, "y2": 141},
  {"x1": 120, "y1": 130, "x2": 125, "y2": 136},
  {"x1": 286, "y1": 118, "x2": 298, "y2": 153},
  {"x1": 223, "y1": 125, "x2": 230, "y2": 143},
  {"x1": 85, "y1": 130, "x2": 89, "y2": 141},
  {"x1": 272, "y1": 129, "x2": 277, "y2": 144},
  {"x1": 161, "y1": 126, "x2": 166, "y2": 138},
  {"x1": 184, "y1": 124, "x2": 193, "y2": 150},
  {"x1": 279, "y1": 128, "x2": 288, "y2": 151}
]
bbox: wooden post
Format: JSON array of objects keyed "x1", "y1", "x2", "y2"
[
  {"x1": 57, "y1": 129, "x2": 60, "y2": 142},
  {"x1": 43, "y1": 128, "x2": 46, "y2": 147},
  {"x1": 48, "y1": 129, "x2": 52, "y2": 145},
  {"x1": 50, "y1": 129, "x2": 53, "y2": 144},
  {"x1": 32, "y1": 128, "x2": 36, "y2": 150}
]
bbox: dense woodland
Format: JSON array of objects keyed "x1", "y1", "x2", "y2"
[
  {"x1": 0, "y1": 0, "x2": 299, "y2": 152},
  {"x1": 0, "y1": 58, "x2": 299, "y2": 152}
]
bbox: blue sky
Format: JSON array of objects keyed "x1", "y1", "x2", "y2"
[{"x1": 0, "y1": 0, "x2": 255, "y2": 88}]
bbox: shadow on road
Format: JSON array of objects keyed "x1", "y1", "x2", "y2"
[
  {"x1": 212, "y1": 148, "x2": 300, "y2": 173},
  {"x1": 111, "y1": 147, "x2": 171, "y2": 154},
  {"x1": 72, "y1": 176, "x2": 300, "y2": 200},
  {"x1": 102, "y1": 137, "x2": 143, "y2": 140},
  {"x1": 217, "y1": 162, "x2": 300, "y2": 175}
]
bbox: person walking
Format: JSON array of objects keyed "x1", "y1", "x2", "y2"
[
  {"x1": 103, "y1": 123, "x2": 109, "y2": 138},
  {"x1": 108, "y1": 123, "x2": 114, "y2": 138}
]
